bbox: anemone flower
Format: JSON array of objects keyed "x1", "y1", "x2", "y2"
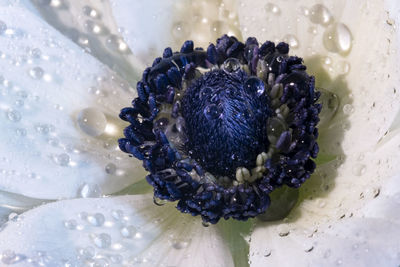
[{"x1": 0, "y1": 0, "x2": 399, "y2": 266}]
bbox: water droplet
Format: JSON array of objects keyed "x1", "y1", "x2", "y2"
[
  {"x1": 203, "y1": 104, "x2": 222, "y2": 120},
  {"x1": 222, "y1": 58, "x2": 241, "y2": 73},
  {"x1": 309, "y1": 4, "x2": 333, "y2": 25},
  {"x1": 29, "y1": 67, "x2": 44, "y2": 79},
  {"x1": 15, "y1": 128, "x2": 27, "y2": 136},
  {"x1": 343, "y1": 104, "x2": 354, "y2": 115},
  {"x1": 202, "y1": 221, "x2": 210, "y2": 227},
  {"x1": 105, "y1": 163, "x2": 116, "y2": 174},
  {"x1": 352, "y1": 164, "x2": 366, "y2": 176},
  {"x1": 93, "y1": 233, "x2": 111, "y2": 248},
  {"x1": 153, "y1": 196, "x2": 167, "y2": 206},
  {"x1": 111, "y1": 210, "x2": 124, "y2": 221},
  {"x1": 1, "y1": 250, "x2": 26, "y2": 265},
  {"x1": 6, "y1": 109, "x2": 21, "y2": 122},
  {"x1": 277, "y1": 224, "x2": 290, "y2": 236},
  {"x1": 244, "y1": 77, "x2": 265, "y2": 96},
  {"x1": 172, "y1": 21, "x2": 188, "y2": 40},
  {"x1": 110, "y1": 254, "x2": 123, "y2": 264},
  {"x1": 87, "y1": 213, "x2": 105, "y2": 227},
  {"x1": 336, "y1": 61, "x2": 351, "y2": 75},
  {"x1": 323, "y1": 23, "x2": 353, "y2": 55},
  {"x1": 54, "y1": 153, "x2": 70, "y2": 166},
  {"x1": 0, "y1": 21, "x2": 7, "y2": 35},
  {"x1": 78, "y1": 183, "x2": 102, "y2": 198},
  {"x1": 77, "y1": 108, "x2": 107, "y2": 137},
  {"x1": 265, "y1": 3, "x2": 281, "y2": 14},
  {"x1": 30, "y1": 48, "x2": 42, "y2": 59},
  {"x1": 85, "y1": 20, "x2": 103, "y2": 34},
  {"x1": 94, "y1": 258, "x2": 109, "y2": 267},
  {"x1": 64, "y1": 219, "x2": 77, "y2": 230},
  {"x1": 106, "y1": 35, "x2": 129, "y2": 53},
  {"x1": 171, "y1": 239, "x2": 190, "y2": 249},
  {"x1": 200, "y1": 86, "x2": 213, "y2": 99},
  {"x1": 300, "y1": 6, "x2": 309, "y2": 16},
  {"x1": 267, "y1": 117, "x2": 287, "y2": 144},
  {"x1": 264, "y1": 249, "x2": 272, "y2": 257},
  {"x1": 283, "y1": 34, "x2": 299, "y2": 49},
  {"x1": 83, "y1": 6, "x2": 100, "y2": 18},
  {"x1": 120, "y1": 226, "x2": 137, "y2": 238},
  {"x1": 78, "y1": 246, "x2": 95, "y2": 260},
  {"x1": 317, "y1": 88, "x2": 339, "y2": 125}
]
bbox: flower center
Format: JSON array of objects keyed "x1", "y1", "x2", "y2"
[{"x1": 182, "y1": 67, "x2": 270, "y2": 177}]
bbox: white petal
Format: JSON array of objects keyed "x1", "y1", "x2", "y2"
[
  {"x1": 30, "y1": 0, "x2": 145, "y2": 84},
  {"x1": 0, "y1": 195, "x2": 234, "y2": 267},
  {"x1": 0, "y1": 4, "x2": 146, "y2": 199},
  {"x1": 110, "y1": 0, "x2": 242, "y2": 65}
]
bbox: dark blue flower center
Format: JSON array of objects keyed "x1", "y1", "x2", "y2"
[{"x1": 182, "y1": 69, "x2": 270, "y2": 177}]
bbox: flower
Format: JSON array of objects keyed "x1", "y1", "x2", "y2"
[{"x1": 0, "y1": 0, "x2": 399, "y2": 266}]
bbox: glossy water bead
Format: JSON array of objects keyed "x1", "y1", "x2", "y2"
[{"x1": 119, "y1": 35, "x2": 321, "y2": 223}]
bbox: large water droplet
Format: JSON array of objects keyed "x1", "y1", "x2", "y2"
[
  {"x1": 323, "y1": 23, "x2": 353, "y2": 55},
  {"x1": 222, "y1": 58, "x2": 241, "y2": 73},
  {"x1": 29, "y1": 67, "x2": 44, "y2": 79},
  {"x1": 93, "y1": 233, "x2": 111, "y2": 248},
  {"x1": 77, "y1": 108, "x2": 107, "y2": 137},
  {"x1": 244, "y1": 77, "x2": 265, "y2": 96},
  {"x1": 6, "y1": 109, "x2": 21, "y2": 122},
  {"x1": 203, "y1": 104, "x2": 222, "y2": 120},
  {"x1": 309, "y1": 4, "x2": 333, "y2": 25},
  {"x1": 78, "y1": 183, "x2": 102, "y2": 198},
  {"x1": 105, "y1": 163, "x2": 116, "y2": 174}
]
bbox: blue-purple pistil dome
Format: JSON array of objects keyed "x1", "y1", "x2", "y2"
[{"x1": 119, "y1": 35, "x2": 321, "y2": 224}]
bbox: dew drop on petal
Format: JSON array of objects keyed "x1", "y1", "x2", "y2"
[
  {"x1": 171, "y1": 239, "x2": 190, "y2": 250},
  {"x1": 283, "y1": 34, "x2": 299, "y2": 49},
  {"x1": 87, "y1": 213, "x2": 105, "y2": 227},
  {"x1": 93, "y1": 233, "x2": 111, "y2": 248},
  {"x1": 1, "y1": 250, "x2": 26, "y2": 265},
  {"x1": 323, "y1": 23, "x2": 353, "y2": 55},
  {"x1": 317, "y1": 88, "x2": 339, "y2": 125},
  {"x1": 120, "y1": 226, "x2": 137, "y2": 238},
  {"x1": 106, "y1": 35, "x2": 129, "y2": 53},
  {"x1": 343, "y1": 104, "x2": 354, "y2": 115},
  {"x1": 53, "y1": 153, "x2": 70, "y2": 166},
  {"x1": 29, "y1": 67, "x2": 44, "y2": 79},
  {"x1": 336, "y1": 61, "x2": 351, "y2": 75},
  {"x1": 77, "y1": 108, "x2": 107, "y2": 137},
  {"x1": 309, "y1": 4, "x2": 333, "y2": 25},
  {"x1": 63, "y1": 219, "x2": 77, "y2": 230},
  {"x1": 105, "y1": 163, "x2": 116, "y2": 174},
  {"x1": 352, "y1": 164, "x2": 366, "y2": 176},
  {"x1": 6, "y1": 109, "x2": 21, "y2": 122},
  {"x1": 222, "y1": 58, "x2": 241, "y2": 73},
  {"x1": 265, "y1": 3, "x2": 281, "y2": 15},
  {"x1": 0, "y1": 21, "x2": 7, "y2": 35},
  {"x1": 153, "y1": 196, "x2": 167, "y2": 206},
  {"x1": 78, "y1": 183, "x2": 102, "y2": 198}
]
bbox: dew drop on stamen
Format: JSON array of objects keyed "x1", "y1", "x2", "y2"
[
  {"x1": 244, "y1": 77, "x2": 265, "y2": 96},
  {"x1": 77, "y1": 108, "x2": 107, "y2": 137},
  {"x1": 222, "y1": 58, "x2": 241, "y2": 73},
  {"x1": 203, "y1": 104, "x2": 222, "y2": 120},
  {"x1": 267, "y1": 117, "x2": 287, "y2": 143},
  {"x1": 309, "y1": 4, "x2": 333, "y2": 25},
  {"x1": 323, "y1": 23, "x2": 353, "y2": 55}
]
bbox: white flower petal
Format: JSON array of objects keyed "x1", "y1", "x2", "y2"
[
  {"x1": 110, "y1": 0, "x2": 242, "y2": 65},
  {"x1": 30, "y1": 0, "x2": 145, "y2": 84},
  {"x1": 0, "y1": 4, "x2": 146, "y2": 199},
  {"x1": 0, "y1": 195, "x2": 234, "y2": 267}
]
